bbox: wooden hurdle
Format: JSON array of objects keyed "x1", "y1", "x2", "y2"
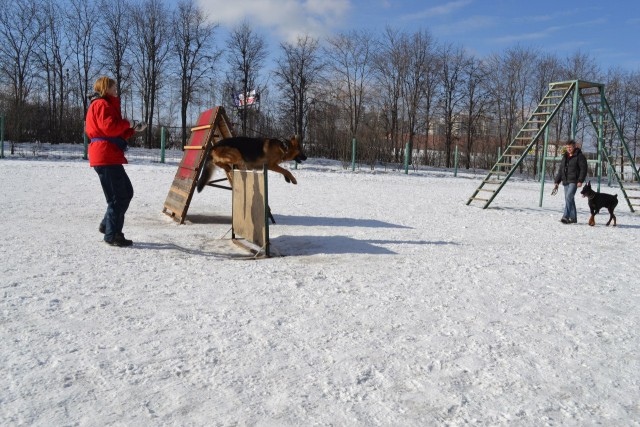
[{"x1": 231, "y1": 166, "x2": 271, "y2": 257}]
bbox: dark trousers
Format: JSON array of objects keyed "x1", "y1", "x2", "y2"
[{"x1": 94, "y1": 165, "x2": 134, "y2": 241}]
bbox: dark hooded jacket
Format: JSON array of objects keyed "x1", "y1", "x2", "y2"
[{"x1": 554, "y1": 147, "x2": 588, "y2": 185}]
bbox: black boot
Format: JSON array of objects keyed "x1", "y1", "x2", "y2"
[{"x1": 106, "y1": 233, "x2": 133, "y2": 247}]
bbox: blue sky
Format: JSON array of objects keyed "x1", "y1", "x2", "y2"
[{"x1": 192, "y1": 0, "x2": 640, "y2": 71}]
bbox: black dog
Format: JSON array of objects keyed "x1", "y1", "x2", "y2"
[{"x1": 580, "y1": 181, "x2": 618, "y2": 226}]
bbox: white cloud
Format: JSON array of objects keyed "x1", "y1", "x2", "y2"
[
  {"x1": 433, "y1": 15, "x2": 495, "y2": 36},
  {"x1": 197, "y1": 0, "x2": 351, "y2": 43},
  {"x1": 404, "y1": 0, "x2": 472, "y2": 21},
  {"x1": 491, "y1": 19, "x2": 606, "y2": 45}
]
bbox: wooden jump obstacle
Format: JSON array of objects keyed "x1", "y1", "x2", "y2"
[
  {"x1": 162, "y1": 106, "x2": 273, "y2": 257},
  {"x1": 162, "y1": 106, "x2": 234, "y2": 224},
  {"x1": 231, "y1": 166, "x2": 271, "y2": 257}
]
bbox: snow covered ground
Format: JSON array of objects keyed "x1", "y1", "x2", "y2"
[{"x1": 1, "y1": 157, "x2": 639, "y2": 425}]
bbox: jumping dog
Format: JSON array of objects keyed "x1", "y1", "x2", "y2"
[{"x1": 196, "y1": 135, "x2": 307, "y2": 192}]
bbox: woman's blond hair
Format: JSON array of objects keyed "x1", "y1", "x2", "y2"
[{"x1": 93, "y1": 76, "x2": 116, "y2": 97}]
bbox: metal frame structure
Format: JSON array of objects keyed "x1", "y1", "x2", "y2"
[{"x1": 467, "y1": 80, "x2": 640, "y2": 212}]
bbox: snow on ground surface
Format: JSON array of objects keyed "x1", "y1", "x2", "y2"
[{"x1": 1, "y1": 157, "x2": 639, "y2": 426}]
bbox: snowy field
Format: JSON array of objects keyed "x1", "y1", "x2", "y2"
[{"x1": 1, "y1": 157, "x2": 639, "y2": 426}]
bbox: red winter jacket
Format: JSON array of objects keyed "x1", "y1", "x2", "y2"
[{"x1": 85, "y1": 95, "x2": 134, "y2": 166}]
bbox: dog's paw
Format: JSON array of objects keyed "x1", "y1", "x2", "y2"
[{"x1": 285, "y1": 176, "x2": 290, "y2": 183}]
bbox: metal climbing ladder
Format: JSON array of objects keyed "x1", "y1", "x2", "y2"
[{"x1": 466, "y1": 80, "x2": 640, "y2": 211}]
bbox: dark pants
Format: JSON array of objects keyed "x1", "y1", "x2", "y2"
[{"x1": 94, "y1": 165, "x2": 134, "y2": 241}]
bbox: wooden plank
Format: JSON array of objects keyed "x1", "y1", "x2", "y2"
[
  {"x1": 232, "y1": 170, "x2": 267, "y2": 248},
  {"x1": 191, "y1": 124, "x2": 214, "y2": 132}
]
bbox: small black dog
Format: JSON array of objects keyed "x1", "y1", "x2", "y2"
[{"x1": 580, "y1": 181, "x2": 618, "y2": 226}]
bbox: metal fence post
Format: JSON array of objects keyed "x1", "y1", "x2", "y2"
[
  {"x1": 454, "y1": 145, "x2": 459, "y2": 177},
  {"x1": 83, "y1": 121, "x2": 88, "y2": 160},
  {"x1": 404, "y1": 142, "x2": 410, "y2": 174},
  {"x1": 161, "y1": 126, "x2": 166, "y2": 163},
  {"x1": 351, "y1": 138, "x2": 356, "y2": 171},
  {"x1": 1, "y1": 113, "x2": 4, "y2": 158}
]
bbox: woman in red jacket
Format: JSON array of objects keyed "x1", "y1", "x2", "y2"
[{"x1": 86, "y1": 76, "x2": 145, "y2": 247}]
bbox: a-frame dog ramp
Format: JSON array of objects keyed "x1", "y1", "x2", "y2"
[{"x1": 162, "y1": 106, "x2": 234, "y2": 224}]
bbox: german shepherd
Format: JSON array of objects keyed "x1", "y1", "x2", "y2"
[
  {"x1": 196, "y1": 135, "x2": 306, "y2": 192},
  {"x1": 580, "y1": 181, "x2": 618, "y2": 226}
]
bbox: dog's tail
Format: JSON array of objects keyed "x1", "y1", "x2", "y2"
[{"x1": 196, "y1": 155, "x2": 216, "y2": 193}]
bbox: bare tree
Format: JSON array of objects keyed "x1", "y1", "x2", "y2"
[
  {"x1": 67, "y1": 0, "x2": 99, "y2": 114},
  {"x1": 131, "y1": 0, "x2": 172, "y2": 147},
  {"x1": 461, "y1": 55, "x2": 489, "y2": 169},
  {"x1": 325, "y1": 30, "x2": 374, "y2": 163},
  {"x1": 501, "y1": 45, "x2": 538, "y2": 151},
  {"x1": 226, "y1": 20, "x2": 268, "y2": 136},
  {"x1": 604, "y1": 68, "x2": 635, "y2": 178},
  {"x1": 419, "y1": 46, "x2": 440, "y2": 167},
  {"x1": 273, "y1": 34, "x2": 324, "y2": 144},
  {"x1": 563, "y1": 50, "x2": 601, "y2": 83},
  {"x1": 0, "y1": 0, "x2": 43, "y2": 142},
  {"x1": 173, "y1": 0, "x2": 219, "y2": 147},
  {"x1": 531, "y1": 53, "x2": 562, "y2": 177},
  {"x1": 403, "y1": 29, "x2": 436, "y2": 165},
  {"x1": 96, "y1": 0, "x2": 133, "y2": 111},
  {"x1": 437, "y1": 43, "x2": 468, "y2": 168},
  {"x1": 483, "y1": 53, "x2": 507, "y2": 151},
  {"x1": 561, "y1": 51, "x2": 602, "y2": 140},
  {"x1": 629, "y1": 71, "x2": 640, "y2": 159},
  {"x1": 35, "y1": 0, "x2": 70, "y2": 143},
  {"x1": 373, "y1": 27, "x2": 406, "y2": 162}
]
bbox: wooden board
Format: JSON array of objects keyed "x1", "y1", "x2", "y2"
[
  {"x1": 162, "y1": 106, "x2": 234, "y2": 223},
  {"x1": 231, "y1": 168, "x2": 270, "y2": 257}
]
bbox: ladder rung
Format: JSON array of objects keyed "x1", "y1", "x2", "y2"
[
  {"x1": 470, "y1": 197, "x2": 489, "y2": 202},
  {"x1": 539, "y1": 103, "x2": 557, "y2": 107},
  {"x1": 507, "y1": 145, "x2": 527, "y2": 150},
  {"x1": 478, "y1": 188, "x2": 495, "y2": 192},
  {"x1": 190, "y1": 124, "x2": 214, "y2": 132},
  {"x1": 502, "y1": 154, "x2": 521, "y2": 157},
  {"x1": 494, "y1": 163, "x2": 512, "y2": 167},
  {"x1": 532, "y1": 112, "x2": 551, "y2": 115},
  {"x1": 483, "y1": 180, "x2": 503, "y2": 185}
]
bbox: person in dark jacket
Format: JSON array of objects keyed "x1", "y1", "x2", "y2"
[
  {"x1": 553, "y1": 140, "x2": 588, "y2": 224},
  {"x1": 86, "y1": 76, "x2": 146, "y2": 246}
]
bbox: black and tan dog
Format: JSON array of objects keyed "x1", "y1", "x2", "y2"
[
  {"x1": 580, "y1": 181, "x2": 618, "y2": 226},
  {"x1": 196, "y1": 135, "x2": 306, "y2": 192}
]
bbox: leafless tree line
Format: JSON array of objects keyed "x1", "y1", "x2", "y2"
[{"x1": 1, "y1": 0, "x2": 639, "y2": 175}]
